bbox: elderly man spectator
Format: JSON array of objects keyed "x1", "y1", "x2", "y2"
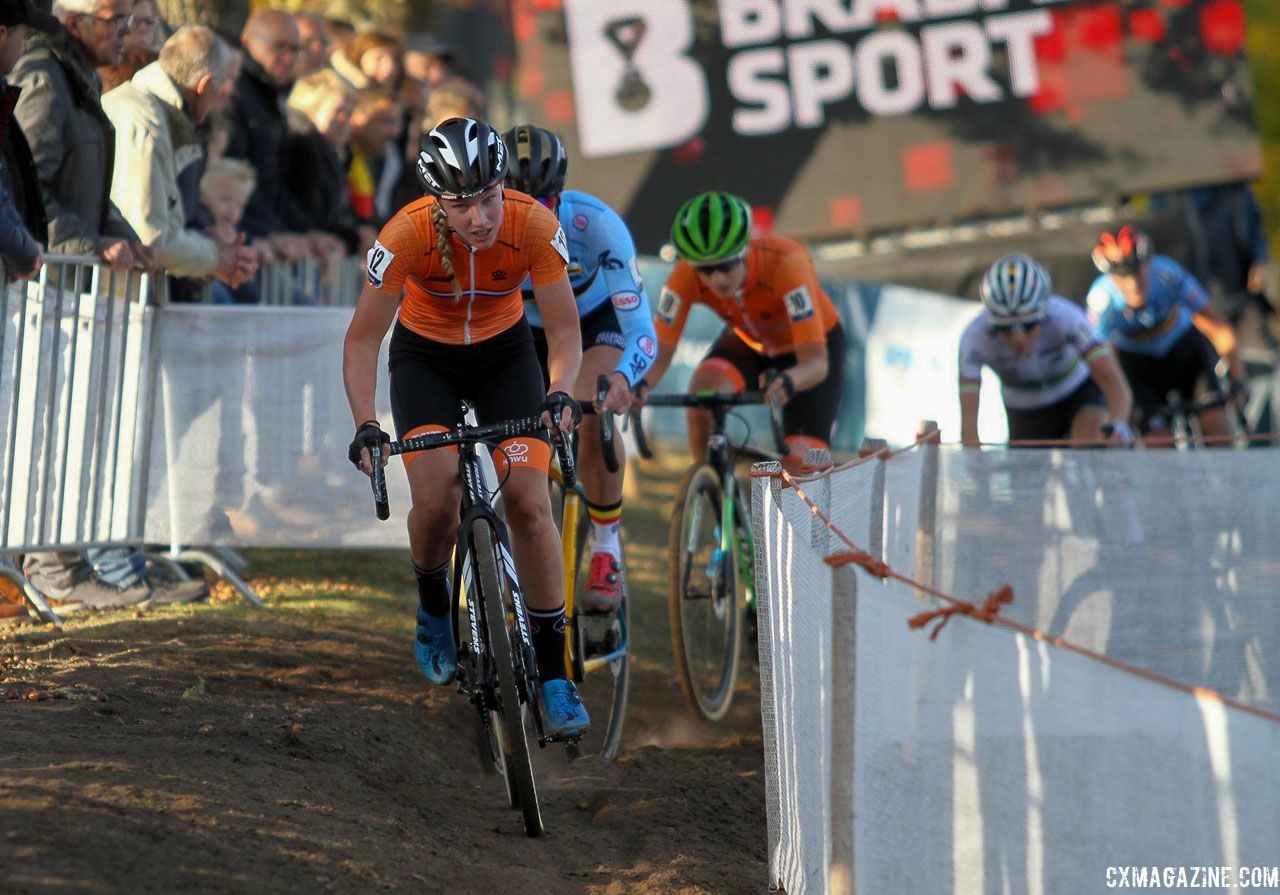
[
  {"x1": 103, "y1": 24, "x2": 257, "y2": 288},
  {"x1": 226, "y1": 7, "x2": 341, "y2": 263},
  {"x1": 11, "y1": 0, "x2": 154, "y2": 271}
]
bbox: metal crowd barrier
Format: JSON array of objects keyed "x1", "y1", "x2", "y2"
[
  {"x1": 196, "y1": 254, "x2": 366, "y2": 306},
  {"x1": 0, "y1": 256, "x2": 159, "y2": 623}
]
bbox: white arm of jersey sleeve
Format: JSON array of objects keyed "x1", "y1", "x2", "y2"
[{"x1": 957, "y1": 317, "x2": 987, "y2": 385}]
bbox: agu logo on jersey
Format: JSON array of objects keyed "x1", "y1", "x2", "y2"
[
  {"x1": 505, "y1": 442, "x2": 531, "y2": 464},
  {"x1": 611, "y1": 291, "x2": 641, "y2": 311},
  {"x1": 366, "y1": 240, "x2": 395, "y2": 288},
  {"x1": 784, "y1": 286, "x2": 815, "y2": 321},
  {"x1": 638, "y1": 335, "x2": 656, "y2": 357}
]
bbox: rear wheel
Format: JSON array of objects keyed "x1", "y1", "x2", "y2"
[
  {"x1": 668, "y1": 463, "x2": 741, "y2": 722},
  {"x1": 473, "y1": 517, "x2": 543, "y2": 837},
  {"x1": 570, "y1": 515, "x2": 630, "y2": 760}
]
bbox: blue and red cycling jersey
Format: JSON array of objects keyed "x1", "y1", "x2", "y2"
[
  {"x1": 1086, "y1": 255, "x2": 1210, "y2": 357},
  {"x1": 521, "y1": 189, "x2": 656, "y2": 386}
]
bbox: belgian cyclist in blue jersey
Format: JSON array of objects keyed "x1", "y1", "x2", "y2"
[
  {"x1": 1087, "y1": 226, "x2": 1246, "y2": 444},
  {"x1": 502, "y1": 124, "x2": 657, "y2": 614},
  {"x1": 959, "y1": 253, "x2": 1133, "y2": 445}
]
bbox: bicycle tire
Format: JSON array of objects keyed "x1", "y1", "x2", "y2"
[
  {"x1": 472, "y1": 517, "x2": 543, "y2": 837},
  {"x1": 571, "y1": 514, "x2": 630, "y2": 760},
  {"x1": 667, "y1": 463, "x2": 742, "y2": 722}
]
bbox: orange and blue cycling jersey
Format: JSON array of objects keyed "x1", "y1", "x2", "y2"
[
  {"x1": 366, "y1": 189, "x2": 569, "y2": 345},
  {"x1": 654, "y1": 236, "x2": 840, "y2": 357}
]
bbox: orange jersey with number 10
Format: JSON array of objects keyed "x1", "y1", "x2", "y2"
[
  {"x1": 653, "y1": 236, "x2": 839, "y2": 358},
  {"x1": 365, "y1": 189, "x2": 569, "y2": 345}
]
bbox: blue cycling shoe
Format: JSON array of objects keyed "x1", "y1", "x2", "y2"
[
  {"x1": 415, "y1": 608, "x2": 457, "y2": 685},
  {"x1": 540, "y1": 678, "x2": 590, "y2": 737}
]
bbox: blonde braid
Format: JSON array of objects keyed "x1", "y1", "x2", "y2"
[{"x1": 431, "y1": 201, "x2": 463, "y2": 302}]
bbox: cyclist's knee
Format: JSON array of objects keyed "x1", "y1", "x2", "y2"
[
  {"x1": 501, "y1": 471, "x2": 556, "y2": 536},
  {"x1": 691, "y1": 358, "x2": 744, "y2": 393}
]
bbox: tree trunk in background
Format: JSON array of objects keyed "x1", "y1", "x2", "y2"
[{"x1": 155, "y1": 0, "x2": 251, "y2": 39}]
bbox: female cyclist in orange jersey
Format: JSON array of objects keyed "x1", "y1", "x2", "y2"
[
  {"x1": 342, "y1": 117, "x2": 589, "y2": 736},
  {"x1": 641, "y1": 191, "x2": 846, "y2": 472}
]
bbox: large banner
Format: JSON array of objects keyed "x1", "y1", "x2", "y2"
[{"x1": 513, "y1": 0, "x2": 1261, "y2": 252}]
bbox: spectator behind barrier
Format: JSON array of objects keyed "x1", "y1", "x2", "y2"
[
  {"x1": 199, "y1": 157, "x2": 257, "y2": 302},
  {"x1": 122, "y1": 0, "x2": 159, "y2": 54},
  {"x1": 346, "y1": 87, "x2": 403, "y2": 229},
  {"x1": 282, "y1": 68, "x2": 363, "y2": 253},
  {"x1": 323, "y1": 16, "x2": 354, "y2": 57},
  {"x1": 329, "y1": 28, "x2": 400, "y2": 91},
  {"x1": 11, "y1": 0, "x2": 156, "y2": 271},
  {"x1": 1180, "y1": 181, "x2": 1274, "y2": 330},
  {"x1": 0, "y1": 0, "x2": 50, "y2": 283},
  {"x1": 293, "y1": 10, "x2": 328, "y2": 78},
  {"x1": 403, "y1": 35, "x2": 454, "y2": 91},
  {"x1": 227, "y1": 8, "x2": 341, "y2": 264},
  {"x1": 12, "y1": 0, "x2": 207, "y2": 612},
  {"x1": 103, "y1": 24, "x2": 257, "y2": 288},
  {"x1": 390, "y1": 75, "x2": 484, "y2": 213}
]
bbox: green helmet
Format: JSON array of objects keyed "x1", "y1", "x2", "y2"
[{"x1": 670, "y1": 191, "x2": 752, "y2": 263}]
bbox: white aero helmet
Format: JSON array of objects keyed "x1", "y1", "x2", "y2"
[{"x1": 980, "y1": 252, "x2": 1051, "y2": 321}]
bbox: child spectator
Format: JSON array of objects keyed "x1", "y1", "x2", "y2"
[{"x1": 199, "y1": 157, "x2": 262, "y2": 302}]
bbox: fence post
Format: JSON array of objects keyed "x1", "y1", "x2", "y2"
[
  {"x1": 915, "y1": 420, "x2": 940, "y2": 589},
  {"x1": 752, "y1": 460, "x2": 785, "y2": 890},
  {"x1": 829, "y1": 562, "x2": 858, "y2": 895},
  {"x1": 859, "y1": 437, "x2": 888, "y2": 563}
]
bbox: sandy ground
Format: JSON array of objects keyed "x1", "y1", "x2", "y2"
[{"x1": 0, "y1": 462, "x2": 770, "y2": 894}]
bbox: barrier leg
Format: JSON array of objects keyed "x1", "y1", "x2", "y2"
[
  {"x1": 0, "y1": 555, "x2": 63, "y2": 626},
  {"x1": 172, "y1": 548, "x2": 262, "y2": 606}
]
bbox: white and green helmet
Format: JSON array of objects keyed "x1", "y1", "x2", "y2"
[
  {"x1": 980, "y1": 252, "x2": 1051, "y2": 320},
  {"x1": 670, "y1": 191, "x2": 752, "y2": 263}
]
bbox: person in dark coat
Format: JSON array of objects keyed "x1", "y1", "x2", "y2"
[
  {"x1": 280, "y1": 67, "x2": 360, "y2": 252},
  {"x1": 0, "y1": 0, "x2": 50, "y2": 282}
]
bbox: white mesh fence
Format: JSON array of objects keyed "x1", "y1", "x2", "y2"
[{"x1": 753, "y1": 446, "x2": 1280, "y2": 895}]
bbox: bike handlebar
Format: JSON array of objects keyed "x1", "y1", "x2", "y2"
[
  {"x1": 629, "y1": 389, "x2": 786, "y2": 461},
  {"x1": 369, "y1": 414, "x2": 576, "y2": 520}
]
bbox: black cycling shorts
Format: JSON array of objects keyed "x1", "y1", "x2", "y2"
[
  {"x1": 1116, "y1": 327, "x2": 1222, "y2": 433},
  {"x1": 529, "y1": 302, "x2": 624, "y2": 389},
  {"x1": 1005, "y1": 377, "x2": 1107, "y2": 442},
  {"x1": 388, "y1": 317, "x2": 547, "y2": 448},
  {"x1": 697, "y1": 324, "x2": 847, "y2": 443}
]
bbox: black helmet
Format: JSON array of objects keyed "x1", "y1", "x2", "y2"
[
  {"x1": 501, "y1": 124, "x2": 568, "y2": 199},
  {"x1": 415, "y1": 117, "x2": 508, "y2": 200}
]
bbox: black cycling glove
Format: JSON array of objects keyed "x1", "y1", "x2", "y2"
[
  {"x1": 544, "y1": 391, "x2": 583, "y2": 428},
  {"x1": 348, "y1": 420, "x2": 390, "y2": 469}
]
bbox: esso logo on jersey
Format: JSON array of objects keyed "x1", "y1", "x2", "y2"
[
  {"x1": 611, "y1": 291, "x2": 641, "y2": 311},
  {"x1": 638, "y1": 335, "x2": 656, "y2": 357},
  {"x1": 573, "y1": 214, "x2": 589, "y2": 230}
]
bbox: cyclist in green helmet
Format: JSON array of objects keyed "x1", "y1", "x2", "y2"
[{"x1": 641, "y1": 191, "x2": 847, "y2": 472}]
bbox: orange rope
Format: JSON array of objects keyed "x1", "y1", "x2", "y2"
[
  {"x1": 907, "y1": 585, "x2": 1014, "y2": 641},
  {"x1": 777, "y1": 468, "x2": 1280, "y2": 726}
]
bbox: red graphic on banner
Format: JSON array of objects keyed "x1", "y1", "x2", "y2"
[
  {"x1": 1129, "y1": 9, "x2": 1167, "y2": 43},
  {"x1": 903, "y1": 143, "x2": 954, "y2": 194},
  {"x1": 829, "y1": 196, "x2": 862, "y2": 229},
  {"x1": 1200, "y1": 0, "x2": 1245, "y2": 56}
]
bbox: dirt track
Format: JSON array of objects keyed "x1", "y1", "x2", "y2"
[{"x1": 0, "y1": 464, "x2": 769, "y2": 894}]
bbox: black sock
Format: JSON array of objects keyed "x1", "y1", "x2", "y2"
[
  {"x1": 527, "y1": 604, "x2": 567, "y2": 681},
  {"x1": 413, "y1": 560, "x2": 451, "y2": 618}
]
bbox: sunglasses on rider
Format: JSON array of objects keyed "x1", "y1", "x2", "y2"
[
  {"x1": 692, "y1": 256, "x2": 744, "y2": 276},
  {"x1": 991, "y1": 319, "x2": 1040, "y2": 334}
]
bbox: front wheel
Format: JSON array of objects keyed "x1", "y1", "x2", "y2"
[
  {"x1": 473, "y1": 517, "x2": 543, "y2": 837},
  {"x1": 668, "y1": 463, "x2": 742, "y2": 722}
]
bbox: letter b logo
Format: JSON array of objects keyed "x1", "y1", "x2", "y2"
[{"x1": 565, "y1": 0, "x2": 708, "y2": 158}]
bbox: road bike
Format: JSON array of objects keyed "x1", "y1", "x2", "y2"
[
  {"x1": 550, "y1": 376, "x2": 630, "y2": 760},
  {"x1": 368, "y1": 403, "x2": 576, "y2": 837},
  {"x1": 631, "y1": 389, "x2": 783, "y2": 722}
]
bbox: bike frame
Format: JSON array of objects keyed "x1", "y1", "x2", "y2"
[{"x1": 704, "y1": 407, "x2": 760, "y2": 614}]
